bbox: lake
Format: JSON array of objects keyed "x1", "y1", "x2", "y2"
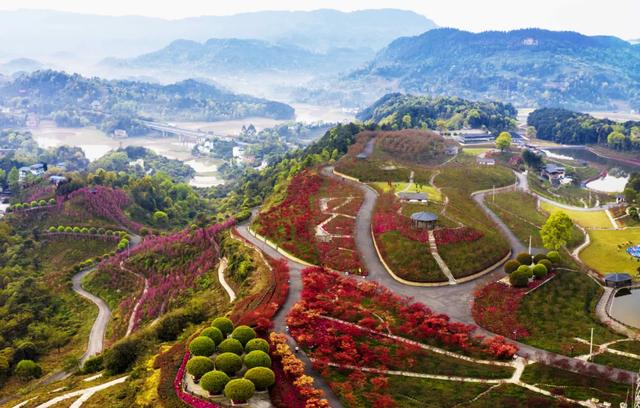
[
  {"x1": 545, "y1": 147, "x2": 640, "y2": 174},
  {"x1": 610, "y1": 289, "x2": 640, "y2": 329}
]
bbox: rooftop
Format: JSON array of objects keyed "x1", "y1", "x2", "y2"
[
  {"x1": 410, "y1": 211, "x2": 438, "y2": 222},
  {"x1": 544, "y1": 164, "x2": 565, "y2": 173}
]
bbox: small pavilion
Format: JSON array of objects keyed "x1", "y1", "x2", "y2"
[
  {"x1": 604, "y1": 273, "x2": 633, "y2": 288},
  {"x1": 410, "y1": 211, "x2": 438, "y2": 230},
  {"x1": 398, "y1": 192, "x2": 428, "y2": 203}
]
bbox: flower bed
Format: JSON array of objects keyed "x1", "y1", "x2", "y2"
[
  {"x1": 293, "y1": 267, "x2": 517, "y2": 359},
  {"x1": 229, "y1": 253, "x2": 290, "y2": 332},
  {"x1": 269, "y1": 332, "x2": 329, "y2": 408},
  {"x1": 472, "y1": 274, "x2": 556, "y2": 340}
]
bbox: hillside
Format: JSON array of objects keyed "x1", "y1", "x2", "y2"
[
  {"x1": 102, "y1": 38, "x2": 373, "y2": 75},
  {"x1": 351, "y1": 28, "x2": 640, "y2": 111},
  {"x1": 0, "y1": 70, "x2": 295, "y2": 130},
  {"x1": 0, "y1": 9, "x2": 437, "y2": 60}
]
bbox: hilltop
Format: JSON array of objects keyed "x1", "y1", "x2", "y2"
[{"x1": 351, "y1": 28, "x2": 640, "y2": 111}]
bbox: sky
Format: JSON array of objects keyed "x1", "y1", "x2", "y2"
[{"x1": 0, "y1": 0, "x2": 638, "y2": 40}]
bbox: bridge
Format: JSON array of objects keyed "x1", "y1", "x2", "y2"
[{"x1": 140, "y1": 121, "x2": 211, "y2": 144}]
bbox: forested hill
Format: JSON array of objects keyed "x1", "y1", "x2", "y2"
[
  {"x1": 351, "y1": 28, "x2": 640, "y2": 111},
  {"x1": 357, "y1": 93, "x2": 517, "y2": 131},
  {"x1": 0, "y1": 70, "x2": 295, "y2": 130},
  {"x1": 528, "y1": 108, "x2": 640, "y2": 150},
  {"x1": 102, "y1": 38, "x2": 373, "y2": 75}
]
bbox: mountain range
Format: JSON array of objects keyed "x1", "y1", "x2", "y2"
[
  {"x1": 101, "y1": 38, "x2": 373, "y2": 76},
  {"x1": 0, "y1": 9, "x2": 436, "y2": 61},
  {"x1": 350, "y1": 28, "x2": 640, "y2": 111}
]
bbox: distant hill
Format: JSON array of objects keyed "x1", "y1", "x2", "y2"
[
  {"x1": 351, "y1": 28, "x2": 640, "y2": 111},
  {"x1": 0, "y1": 9, "x2": 437, "y2": 60},
  {"x1": 0, "y1": 70, "x2": 295, "y2": 131},
  {"x1": 102, "y1": 38, "x2": 373, "y2": 75},
  {"x1": 0, "y1": 58, "x2": 44, "y2": 74}
]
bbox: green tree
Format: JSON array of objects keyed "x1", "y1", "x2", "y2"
[
  {"x1": 152, "y1": 210, "x2": 169, "y2": 226},
  {"x1": 540, "y1": 212, "x2": 574, "y2": 250},
  {"x1": 402, "y1": 114, "x2": 412, "y2": 129},
  {"x1": 495, "y1": 132, "x2": 512, "y2": 151},
  {"x1": 607, "y1": 131, "x2": 626, "y2": 150},
  {"x1": 14, "y1": 359, "x2": 42, "y2": 380},
  {"x1": 7, "y1": 167, "x2": 19, "y2": 191}
]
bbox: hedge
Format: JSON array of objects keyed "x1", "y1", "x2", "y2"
[
  {"x1": 200, "y1": 370, "x2": 230, "y2": 395},
  {"x1": 215, "y1": 352, "x2": 243, "y2": 376},
  {"x1": 244, "y1": 367, "x2": 275, "y2": 390},
  {"x1": 201, "y1": 327, "x2": 224, "y2": 345},
  {"x1": 504, "y1": 259, "x2": 520, "y2": 274},
  {"x1": 212, "y1": 317, "x2": 234, "y2": 336},
  {"x1": 224, "y1": 378, "x2": 255, "y2": 403},
  {"x1": 218, "y1": 338, "x2": 244, "y2": 355},
  {"x1": 516, "y1": 252, "x2": 533, "y2": 265},
  {"x1": 232, "y1": 325, "x2": 256, "y2": 346},
  {"x1": 186, "y1": 356, "x2": 215, "y2": 381},
  {"x1": 532, "y1": 263, "x2": 548, "y2": 279},
  {"x1": 243, "y1": 350, "x2": 271, "y2": 369},
  {"x1": 244, "y1": 338, "x2": 269, "y2": 354},
  {"x1": 189, "y1": 336, "x2": 216, "y2": 357}
]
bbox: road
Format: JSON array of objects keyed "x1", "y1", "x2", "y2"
[{"x1": 71, "y1": 267, "x2": 111, "y2": 362}]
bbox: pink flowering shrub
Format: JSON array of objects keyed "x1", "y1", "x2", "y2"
[{"x1": 68, "y1": 186, "x2": 142, "y2": 231}]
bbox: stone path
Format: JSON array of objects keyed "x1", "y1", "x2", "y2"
[
  {"x1": 27, "y1": 376, "x2": 128, "y2": 408},
  {"x1": 316, "y1": 196, "x2": 356, "y2": 240},
  {"x1": 427, "y1": 230, "x2": 456, "y2": 284}
]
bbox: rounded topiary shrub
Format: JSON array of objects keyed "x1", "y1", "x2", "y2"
[
  {"x1": 201, "y1": 326, "x2": 224, "y2": 345},
  {"x1": 189, "y1": 336, "x2": 216, "y2": 357},
  {"x1": 48, "y1": 226, "x2": 56, "y2": 232},
  {"x1": 504, "y1": 260, "x2": 520, "y2": 274},
  {"x1": 509, "y1": 270, "x2": 530, "y2": 288},
  {"x1": 218, "y1": 338, "x2": 244, "y2": 355},
  {"x1": 82, "y1": 355, "x2": 103, "y2": 374},
  {"x1": 186, "y1": 356, "x2": 214, "y2": 381},
  {"x1": 532, "y1": 263, "x2": 548, "y2": 279},
  {"x1": 244, "y1": 366, "x2": 275, "y2": 390},
  {"x1": 547, "y1": 251, "x2": 561, "y2": 264},
  {"x1": 245, "y1": 338, "x2": 269, "y2": 354},
  {"x1": 516, "y1": 265, "x2": 530, "y2": 275},
  {"x1": 538, "y1": 259, "x2": 552, "y2": 272},
  {"x1": 15, "y1": 360, "x2": 42, "y2": 380},
  {"x1": 212, "y1": 317, "x2": 234, "y2": 336},
  {"x1": 232, "y1": 325, "x2": 256, "y2": 346},
  {"x1": 215, "y1": 352, "x2": 243, "y2": 376},
  {"x1": 224, "y1": 378, "x2": 255, "y2": 403},
  {"x1": 200, "y1": 370, "x2": 230, "y2": 395},
  {"x1": 533, "y1": 253, "x2": 547, "y2": 263},
  {"x1": 516, "y1": 252, "x2": 533, "y2": 265},
  {"x1": 244, "y1": 350, "x2": 271, "y2": 369}
]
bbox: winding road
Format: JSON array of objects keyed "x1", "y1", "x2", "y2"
[{"x1": 72, "y1": 267, "x2": 111, "y2": 362}]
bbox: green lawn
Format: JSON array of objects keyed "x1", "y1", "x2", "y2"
[
  {"x1": 460, "y1": 384, "x2": 571, "y2": 408},
  {"x1": 377, "y1": 231, "x2": 447, "y2": 282},
  {"x1": 609, "y1": 340, "x2": 640, "y2": 355},
  {"x1": 461, "y1": 148, "x2": 491, "y2": 156},
  {"x1": 371, "y1": 181, "x2": 443, "y2": 202},
  {"x1": 521, "y1": 363, "x2": 630, "y2": 406},
  {"x1": 580, "y1": 229, "x2": 640, "y2": 277},
  {"x1": 518, "y1": 269, "x2": 622, "y2": 354},
  {"x1": 539, "y1": 201, "x2": 613, "y2": 229}
]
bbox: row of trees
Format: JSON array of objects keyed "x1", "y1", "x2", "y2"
[{"x1": 528, "y1": 108, "x2": 640, "y2": 151}]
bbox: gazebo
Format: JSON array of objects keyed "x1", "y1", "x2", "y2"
[
  {"x1": 410, "y1": 211, "x2": 438, "y2": 230},
  {"x1": 604, "y1": 273, "x2": 633, "y2": 288}
]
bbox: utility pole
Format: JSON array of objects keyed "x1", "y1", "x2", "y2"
[{"x1": 492, "y1": 185, "x2": 495, "y2": 202}]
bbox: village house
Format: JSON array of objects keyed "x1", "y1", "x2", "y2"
[{"x1": 19, "y1": 163, "x2": 46, "y2": 182}]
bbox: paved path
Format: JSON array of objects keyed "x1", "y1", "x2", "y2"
[
  {"x1": 235, "y1": 221, "x2": 344, "y2": 408},
  {"x1": 217, "y1": 257, "x2": 236, "y2": 302},
  {"x1": 28, "y1": 376, "x2": 128, "y2": 408},
  {"x1": 71, "y1": 267, "x2": 111, "y2": 363}
]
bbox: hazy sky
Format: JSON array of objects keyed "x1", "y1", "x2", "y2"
[{"x1": 1, "y1": 0, "x2": 638, "y2": 39}]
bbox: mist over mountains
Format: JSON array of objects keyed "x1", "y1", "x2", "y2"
[{"x1": 0, "y1": 9, "x2": 436, "y2": 62}]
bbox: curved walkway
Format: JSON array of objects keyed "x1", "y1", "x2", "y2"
[{"x1": 217, "y1": 257, "x2": 236, "y2": 302}]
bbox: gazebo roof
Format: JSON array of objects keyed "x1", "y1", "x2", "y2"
[
  {"x1": 604, "y1": 273, "x2": 632, "y2": 282},
  {"x1": 398, "y1": 192, "x2": 428, "y2": 201},
  {"x1": 410, "y1": 212, "x2": 438, "y2": 222}
]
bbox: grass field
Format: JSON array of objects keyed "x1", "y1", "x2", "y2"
[
  {"x1": 518, "y1": 269, "x2": 621, "y2": 354},
  {"x1": 539, "y1": 201, "x2": 613, "y2": 229},
  {"x1": 377, "y1": 231, "x2": 447, "y2": 282},
  {"x1": 520, "y1": 363, "x2": 630, "y2": 406},
  {"x1": 580, "y1": 229, "x2": 640, "y2": 277},
  {"x1": 593, "y1": 352, "x2": 640, "y2": 372},
  {"x1": 609, "y1": 340, "x2": 640, "y2": 355},
  {"x1": 371, "y1": 182, "x2": 443, "y2": 202},
  {"x1": 461, "y1": 148, "x2": 491, "y2": 156}
]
